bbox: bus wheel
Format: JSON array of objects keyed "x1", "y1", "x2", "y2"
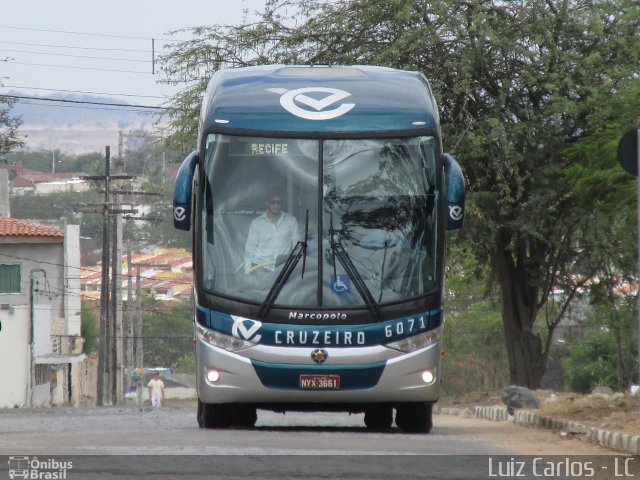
[
  {"x1": 231, "y1": 404, "x2": 257, "y2": 427},
  {"x1": 198, "y1": 399, "x2": 232, "y2": 429},
  {"x1": 395, "y1": 402, "x2": 433, "y2": 433},
  {"x1": 364, "y1": 405, "x2": 393, "y2": 430}
]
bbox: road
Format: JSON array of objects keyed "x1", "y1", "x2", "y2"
[{"x1": 0, "y1": 405, "x2": 634, "y2": 479}]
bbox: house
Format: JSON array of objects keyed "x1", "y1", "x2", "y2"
[
  {"x1": 0, "y1": 216, "x2": 84, "y2": 408},
  {"x1": 9, "y1": 166, "x2": 90, "y2": 196},
  {"x1": 80, "y1": 247, "x2": 193, "y2": 303}
]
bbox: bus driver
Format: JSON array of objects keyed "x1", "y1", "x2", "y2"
[{"x1": 243, "y1": 187, "x2": 300, "y2": 275}]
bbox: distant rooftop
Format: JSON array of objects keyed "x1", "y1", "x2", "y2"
[{"x1": 0, "y1": 216, "x2": 65, "y2": 238}]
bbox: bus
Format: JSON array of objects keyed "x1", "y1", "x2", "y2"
[{"x1": 173, "y1": 65, "x2": 465, "y2": 433}]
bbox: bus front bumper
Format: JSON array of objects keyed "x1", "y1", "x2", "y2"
[{"x1": 195, "y1": 340, "x2": 441, "y2": 406}]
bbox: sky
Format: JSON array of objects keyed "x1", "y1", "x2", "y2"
[{"x1": 0, "y1": 0, "x2": 267, "y2": 106}]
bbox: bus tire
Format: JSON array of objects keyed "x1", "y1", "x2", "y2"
[
  {"x1": 231, "y1": 404, "x2": 257, "y2": 427},
  {"x1": 364, "y1": 405, "x2": 393, "y2": 430},
  {"x1": 395, "y1": 401, "x2": 433, "y2": 433},
  {"x1": 198, "y1": 399, "x2": 232, "y2": 429}
]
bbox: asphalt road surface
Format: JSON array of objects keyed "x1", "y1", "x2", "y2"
[{"x1": 0, "y1": 405, "x2": 633, "y2": 480}]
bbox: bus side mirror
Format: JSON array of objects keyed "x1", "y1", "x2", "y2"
[
  {"x1": 443, "y1": 153, "x2": 465, "y2": 230},
  {"x1": 173, "y1": 151, "x2": 198, "y2": 231}
]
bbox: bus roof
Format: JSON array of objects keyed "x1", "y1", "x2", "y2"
[{"x1": 198, "y1": 65, "x2": 440, "y2": 138}]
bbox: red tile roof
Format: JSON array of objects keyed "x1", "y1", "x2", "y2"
[
  {"x1": 11, "y1": 175, "x2": 35, "y2": 188},
  {"x1": 0, "y1": 217, "x2": 65, "y2": 238}
]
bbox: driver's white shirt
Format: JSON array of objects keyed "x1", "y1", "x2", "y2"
[{"x1": 244, "y1": 211, "x2": 299, "y2": 271}]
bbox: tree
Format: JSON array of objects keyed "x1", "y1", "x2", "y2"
[
  {"x1": 443, "y1": 249, "x2": 509, "y2": 394},
  {"x1": 562, "y1": 330, "x2": 619, "y2": 393},
  {"x1": 81, "y1": 303, "x2": 99, "y2": 354},
  {"x1": 157, "y1": 0, "x2": 640, "y2": 388},
  {"x1": 142, "y1": 299, "x2": 193, "y2": 369},
  {"x1": 0, "y1": 82, "x2": 23, "y2": 157}
]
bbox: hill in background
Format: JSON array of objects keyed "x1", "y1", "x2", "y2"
[{"x1": 8, "y1": 90, "x2": 163, "y2": 154}]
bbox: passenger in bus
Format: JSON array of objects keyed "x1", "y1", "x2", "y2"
[{"x1": 243, "y1": 187, "x2": 300, "y2": 275}]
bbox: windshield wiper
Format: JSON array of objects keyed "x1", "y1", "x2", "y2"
[
  {"x1": 257, "y1": 210, "x2": 309, "y2": 319},
  {"x1": 329, "y1": 212, "x2": 381, "y2": 319}
]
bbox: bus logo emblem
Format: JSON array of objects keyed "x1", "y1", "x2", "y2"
[
  {"x1": 311, "y1": 348, "x2": 328, "y2": 363},
  {"x1": 174, "y1": 206, "x2": 187, "y2": 222},
  {"x1": 231, "y1": 318, "x2": 262, "y2": 342},
  {"x1": 267, "y1": 87, "x2": 355, "y2": 120},
  {"x1": 449, "y1": 205, "x2": 463, "y2": 221}
]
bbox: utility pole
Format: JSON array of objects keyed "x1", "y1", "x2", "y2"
[
  {"x1": 126, "y1": 245, "x2": 134, "y2": 373},
  {"x1": 81, "y1": 146, "x2": 134, "y2": 406},
  {"x1": 80, "y1": 133, "x2": 162, "y2": 405},
  {"x1": 135, "y1": 265, "x2": 143, "y2": 369},
  {"x1": 97, "y1": 146, "x2": 110, "y2": 407},
  {"x1": 113, "y1": 131, "x2": 125, "y2": 404}
]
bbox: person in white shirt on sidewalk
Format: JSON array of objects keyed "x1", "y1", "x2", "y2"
[{"x1": 147, "y1": 372, "x2": 165, "y2": 408}]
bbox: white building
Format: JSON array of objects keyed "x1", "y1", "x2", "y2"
[{"x1": 0, "y1": 215, "x2": 84, "y2": 407}]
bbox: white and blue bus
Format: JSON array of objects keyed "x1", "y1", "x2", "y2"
[{"x1": 173, "y1": 65, "x2": 465, "y2": 433}]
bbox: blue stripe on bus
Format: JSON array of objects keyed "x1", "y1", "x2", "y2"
[
  {"x1": 196, "y1": 306, "x2": 442, "y2": 347},
  {"x1": 251, "y1": 359, "x2": 386, "y2": 390}
]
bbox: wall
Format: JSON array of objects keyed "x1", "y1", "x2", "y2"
[
  {"x1": 64, "y1": 225, "x2": 82, "y2": 336},
  {"x1": 34, "y1": 180, "x2": 90, "y2": 195},
  {"x1": 0, "y1": 243, "x2": 63, "y2": 408},
  {"x1": 0, "y1": 307, "x2": 29, "y2": 407}
]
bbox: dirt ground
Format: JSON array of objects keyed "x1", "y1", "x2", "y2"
[{"x1": 441, "y1": 389, "x2": 640, "y2": 437}]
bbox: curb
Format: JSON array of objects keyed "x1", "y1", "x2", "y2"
[{"x1": 468, "y1": 405, "x2": 640, "y2": 455}]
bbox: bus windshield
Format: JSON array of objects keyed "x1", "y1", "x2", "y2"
[{"x1": 201, "y1": 134, "x2": 439, "y2": 312}]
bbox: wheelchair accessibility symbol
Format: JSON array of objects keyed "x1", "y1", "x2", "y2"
[{"x1": 330, "y1": 274, "x2": 351, "y2": 295}]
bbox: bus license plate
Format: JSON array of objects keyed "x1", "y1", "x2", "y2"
[{"x1": 299, "y1": 374, "x2": 340, "y2": 389}]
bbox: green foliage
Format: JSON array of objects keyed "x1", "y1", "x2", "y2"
[
  {"x1": 128, "y1": 180, "x2": 192, "y2": 250},
  {"x1": 4, "y1": 150, "x2": 103, "y2": 174},
  {"x1": 442, "y1": 247, "x2": 509, "y2": 394},
  {"x1": 11, "y1": 191, "x2": 98, "y2": 221},
  {"x1": 142, "y1": 299, "x2": 193, "y2": 369},
  {"x1": 173, "y1": 353, "x2": 196, "y2": 374},
  {"x1": 562, "y1": 297, "x2": 638, "y2": 393},
  {"x1": 0, "y1": 88, "x2": 23, "y2": 157},
  {"x1": 562, "y1": 331, "x2": 618, "y2": 393},
  {"x1": 10, "y1": 190, "x2": 105, "y2": 262},
  {"x1": 81, "y1": 304, "x2": 99, "y2": 354}
]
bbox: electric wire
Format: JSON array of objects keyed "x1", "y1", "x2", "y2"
[
  {"x1": 4, "y1": 60, "x2": 152, "y2": 74},
  {"x1": 1, "y1": 84, "x2": 167, "y2": 99},
  {"x1": 0, "y1": 40, "x2": 153, "y2": 53},
  {"x1": 0, "y1": 24, "x2": 180, "y2": 42},
  {"x1": 2, "y1": 94, "x2": 165, "y2": 110},
  {"x1": 0, "y1": 48, "x2": 151, "y2": 63}
]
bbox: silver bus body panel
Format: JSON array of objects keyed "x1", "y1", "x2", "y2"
[{"x1": 195, "y1": 339, "x2": 441, "y2": 405}]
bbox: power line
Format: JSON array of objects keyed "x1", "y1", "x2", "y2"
[
  {"x1": 4, "y1": 60, "x2": 152, "y2": 74},
  {"x1": 0, "y1": 48, "x2": 150, "y2": 63},
  {"x1": 0, "y1": 85, "x2": 167, "y2": 99},
  {"x1": 0, "y1": 24, "x2": 178, "y2": 42},
  {"x1": 0, "y1": 40, "x2": 152, "y2": 54},
  {"x1": 8, "y1": 99, "x2": 160, "y2": 113},
  {"x1": 2, "y1": 94, "x2": 165, "y2": 110}
]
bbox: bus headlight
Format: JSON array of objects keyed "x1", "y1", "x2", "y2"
[
  {"x1": 385, "y1": 330, "x2": 440, "y2": 353},
  {"x1": 196, "y1": 323, "x2": 254, "y2": 352},
  {"x1": 421, "y1": 369, "x2": 436, "y2": 384}
]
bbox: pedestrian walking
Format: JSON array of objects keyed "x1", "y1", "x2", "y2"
[{"x1": 147, "y1": 372, "x2": 165, "y2": 408}]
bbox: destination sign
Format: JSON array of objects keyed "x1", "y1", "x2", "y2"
[{"x1": 230, "y1": 142, "x2": 290, "y2": 156}]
